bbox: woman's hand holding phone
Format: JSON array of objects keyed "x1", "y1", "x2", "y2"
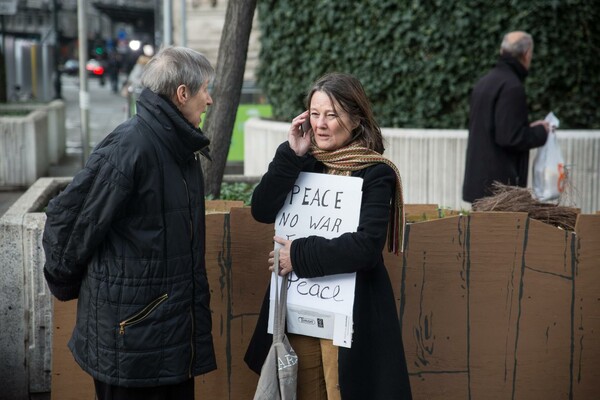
[{"x1": 289, "y1": 111, "x2": 312, "y2": 156}]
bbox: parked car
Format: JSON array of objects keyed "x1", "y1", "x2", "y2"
[{"x1": 60, "y1": 59, "x2": 79, "y2": 75}]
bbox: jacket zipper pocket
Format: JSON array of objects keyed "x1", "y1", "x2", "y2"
[{"x1": 119, "y1": 293, "x2": 169, "y2": 335}]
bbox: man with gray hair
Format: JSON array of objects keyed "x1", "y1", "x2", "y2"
[
  {"x1": 463, "y1": 31, "x2": 550, "y2": 203},
  {"x1": 42, "y1": 46, "x2": 217, "y2": 399}
]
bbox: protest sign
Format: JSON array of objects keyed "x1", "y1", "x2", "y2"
[{"x1": 268, "y1": 172, "x2": 363, "y2": 347}]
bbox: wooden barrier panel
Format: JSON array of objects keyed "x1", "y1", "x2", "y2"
[
  {"x1": 195, "y1": 207, "x2": 269, "y2": 398},
  {"x1": 52, "y1": 208, "x2": 600, "y2": 399},
  {"x1": 572, "y1": 215, "x2": 600, "y2": 399},
  {"x1": 396, "y1": 213, "x2": 471, "y2": 398},
  {"x1": 514, "y1": 218, "x2": 574, "y2": 399},
  {"x1": 51, "y1": 300, "x2": 96, "y2": 400}
]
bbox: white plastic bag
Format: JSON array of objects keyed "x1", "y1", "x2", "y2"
[{"x1": 532, "y1": 112, "x2": 565, "y2": 201}]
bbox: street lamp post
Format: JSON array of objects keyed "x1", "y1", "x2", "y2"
[
  {"x1": 163, "y1": 0, "x2": 172, "y2": 46},
  {"x1": 77, "y1": 0, "x2": 90, "y2": 163},
  {"x1": 179, "y1": 0, "x2": 186, "y2": 46},
  {"x1": 53, "y1": 0, "x2": 62, "y2": 99}
]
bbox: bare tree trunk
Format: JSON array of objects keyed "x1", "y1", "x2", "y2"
[{"x1": 201, "y1": 0, "x2": 257, "y2": 198}]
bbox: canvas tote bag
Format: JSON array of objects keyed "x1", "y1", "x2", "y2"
[{"x1": 253, "y1": 249, "x2": 298, "y2": 400}]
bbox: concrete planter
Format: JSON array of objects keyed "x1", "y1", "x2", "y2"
[
  {"x1": 0, "y1": 177, "x2": 69, "y2": 398},
  {"x1": 0, "y1": 100, "x2": 66, "y2": 165},
  {"x1": 244, "y1": 118, "x2": 600, "y2": 213},
  {"x1": 40, "y1": 100, "x2": 67, "y2": 165},
  {"x1": 0, "y1": 110, "x2": 49, "y2": 188},
  {"x1": 0, "y1": 100, "x2": 66, "y2": 188}
]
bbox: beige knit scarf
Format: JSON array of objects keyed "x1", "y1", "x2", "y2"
[{"x1": 311, "y1": 142, "x2": 405, "y2": 255}]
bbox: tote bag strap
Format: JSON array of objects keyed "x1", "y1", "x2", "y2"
[{"x1": 273, "y1": 248, "x2": 289, "y2": 343}]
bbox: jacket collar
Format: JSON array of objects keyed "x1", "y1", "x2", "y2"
[
  {"x1": 497, "y1": 54, "x2": 528, "y2": 82},
  {"x1": 136, "y1": 88, "x2": 211, "y2": 164}
]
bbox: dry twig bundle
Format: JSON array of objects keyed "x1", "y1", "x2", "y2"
[{"x1": 471, "y1": 182, "x2": 578, "y2": 231}]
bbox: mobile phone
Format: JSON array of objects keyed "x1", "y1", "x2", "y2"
[{"x1": 300, "y1": 117, "x2": 311, "y2": 135}]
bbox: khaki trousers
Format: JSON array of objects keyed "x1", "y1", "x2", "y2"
[{"x1": 288, "y1": 334, "x2": 341, "y2": 400}]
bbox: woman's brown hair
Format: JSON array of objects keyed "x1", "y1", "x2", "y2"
[{"x1": 306, "y1": 72, "x2": 384, "y2": 154}]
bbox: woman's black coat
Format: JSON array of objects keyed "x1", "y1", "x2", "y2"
[
  {"x1": 245, "y1": 142, "x2": 412, "y2": 399},
  {"x1": 42, "y1": 89, "x2": 216, "y2": 387}
]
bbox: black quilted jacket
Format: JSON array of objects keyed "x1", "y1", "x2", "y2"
[{"x1": 42, "y1": 88, "x2": 216, "y2": 387}]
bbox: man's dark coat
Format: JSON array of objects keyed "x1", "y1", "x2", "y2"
[
  {"x1": 463, "y1": 54, "x2": 548, "y2": 202},
  {"x1": 43, "y1": 88, "x2": 216, "y2": 387}
]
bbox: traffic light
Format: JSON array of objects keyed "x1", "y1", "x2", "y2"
[{"x1": 93, "y1": 39, "x2": 105, "y2": 56}]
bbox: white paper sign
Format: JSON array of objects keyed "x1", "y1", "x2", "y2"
[{"x1": 268, "y1": 172, "x2": 363, "y2": 348}]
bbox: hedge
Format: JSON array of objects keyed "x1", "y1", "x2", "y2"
[{"x1": 256, "y1": 0, "x2": 599, "y2": 129}]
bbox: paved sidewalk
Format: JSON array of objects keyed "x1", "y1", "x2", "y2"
[{"x1": 0, "y1": 190, "x2": 25, "y2": 216}]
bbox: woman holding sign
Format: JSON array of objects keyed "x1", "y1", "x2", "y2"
[{"x1": 245, "y1": 72, "x2": 412, "y2": 399}]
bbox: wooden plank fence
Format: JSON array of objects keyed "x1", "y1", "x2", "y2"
[{"x1": 52, "y1": 207, "x2": 600, "y2": 399}]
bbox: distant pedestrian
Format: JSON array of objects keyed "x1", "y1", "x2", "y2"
[
  {"x1": 121, "y1": 45, "x2": 154, "y2": 98},
  {"x1": 463, "y1": 30, "x2": 549, "y2": 203},
  {"x1": 42, "y1": 46, "x2": 216, "y2": 400},
  {"x1": 107, "y1": 50, "x2": 121, "y2": 94}
]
